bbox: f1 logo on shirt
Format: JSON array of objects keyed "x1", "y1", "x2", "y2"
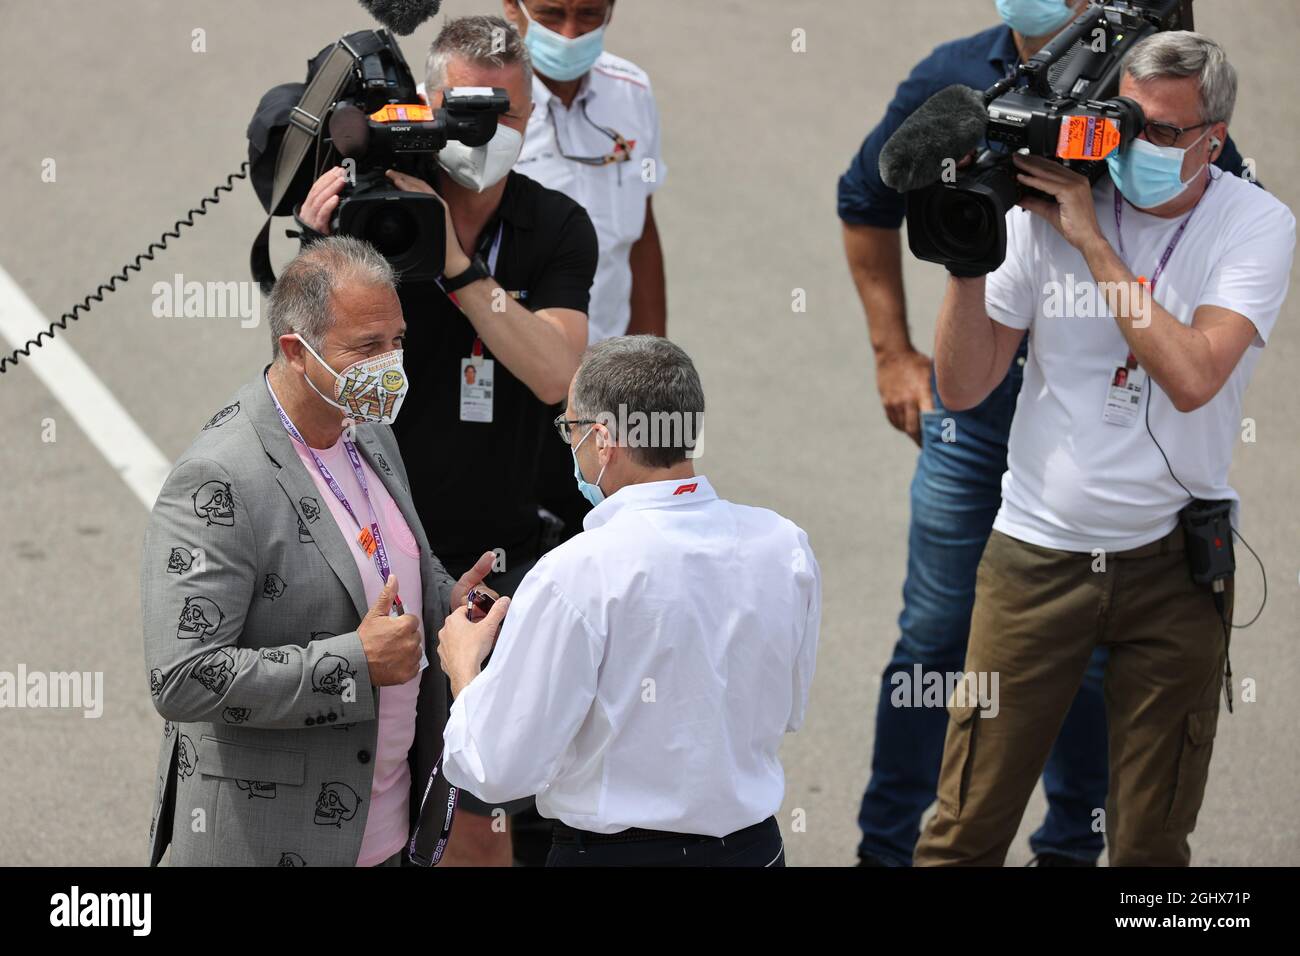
[{"x1": 672, "y1": 483, "x2": 698, "y2": 495}]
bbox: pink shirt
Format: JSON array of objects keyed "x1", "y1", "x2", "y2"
[{"x1": 293, "y1": 436, "x2": 425, "y2": 867}]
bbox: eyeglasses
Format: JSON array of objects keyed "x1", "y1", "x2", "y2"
[
  {"x1": 1142, "y1": 118, "x2": 1211, "y2": 149},
  {"x1": 553, "y1": 413, "x2": 599, "y2": 444},
  {"x1": 548, "y1": 100, "x2": 636, "y2": 166}
]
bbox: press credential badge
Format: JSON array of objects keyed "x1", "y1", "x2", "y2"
[
  {"x1": 460, "y1": 355, "x2": 494, "y2": 423},
  {"x1": 1103, "y1": 362, "x2": 1146, "y2": 428}
]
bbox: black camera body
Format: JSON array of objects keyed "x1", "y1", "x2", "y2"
[
  {"x1": 322, "y1": 32, "x2": 508, "y2": 281},
  {"x1": 906, "y1": 0, "x2": 1194, "y2": 276},
  {"x1": 252, "y1": 29, "x2": 509, "y2": 284},
  {"x1": 329, "y1": 82, "x2": 508, "y2": 281}
]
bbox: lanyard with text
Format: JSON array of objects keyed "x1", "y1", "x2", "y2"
[
  {"x1": 449, "y1": 224, "x2": 504, "y2": 423},
  {"x1": 1104, "y1": 177, "x2": 1213, "y2": 427},
  {"x1": 1112, "y1": 174, "x2": 1214, "y2": 296},
  {"x1": 264, "y1": 375, "x2": 404, "y2": 616}
]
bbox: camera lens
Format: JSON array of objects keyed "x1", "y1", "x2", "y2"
[
  {"x1": 941, "y1": 196, "x2": 991, "y2": 247},
  {"x1": 925, "y1": 190, "x2": 996, "y2": 262},
  {"x1": 363, "y1": 204, "x2": 419, "y2": 260},
  {"x1": 336, "y1": 190, "x2": 447, "y2": 281}
]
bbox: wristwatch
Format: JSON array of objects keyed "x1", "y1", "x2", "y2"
[
  {"x1": 442, "y1": 254, "x2": 491, "y2": 292},
  {"x1": 290, "y1": 204, "x2": 328, "y2": 247}
]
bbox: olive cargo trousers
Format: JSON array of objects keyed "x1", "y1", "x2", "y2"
[{"x1": 914, "y1": 526, "x2": 1231, "y2": 867}]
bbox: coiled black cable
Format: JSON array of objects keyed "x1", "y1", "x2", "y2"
[{"x1": 0, "y1": 161, "x2": 250, "y2": 375}]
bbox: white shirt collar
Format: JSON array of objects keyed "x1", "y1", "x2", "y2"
[
  {"x1": 531, "y1": 70, "x2": 597, "y2": 114},
  {"x1": 583, "y1": 475, "x2": 716, "y2": 531}
]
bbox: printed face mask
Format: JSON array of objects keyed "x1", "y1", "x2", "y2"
[
  {"x1": 296, "y1": 334, "x2": 408, "y2": 425},
  {"x1": 437, "y1": 122, "x2": 524, "y2": 193},
  {"x1": 1107, "y1": 128, "x2": 1212, "y2": 210},
  {"x1": 571, "y1": 424, "x2": 607, "y2": 507},
  {"x1": 996, "y1": 0, "x2": 1074, "y2": 36},
  {"x1": 519, "y1": 2, "x2": 609, "y2": 82}
]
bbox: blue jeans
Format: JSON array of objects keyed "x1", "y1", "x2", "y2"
[{"x1": 857, "y1": 350, "x2": 1109, "y2": 865}]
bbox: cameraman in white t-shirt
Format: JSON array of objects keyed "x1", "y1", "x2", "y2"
[{"x1": 914, "y1": 31, "x2": 1295, "y2": 867}]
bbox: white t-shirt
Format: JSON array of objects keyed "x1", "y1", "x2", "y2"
[
  {"x1": 515, "y1": 52, "x2": 665, "y2": 344},
  {"x1": 986, "y1": 169, "x2": 1295, "y2": 552}
]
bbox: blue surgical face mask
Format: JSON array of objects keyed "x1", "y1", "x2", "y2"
[
  {"x1": 996, "y1": 0, "x2": 1074, "y2": 36},
  {"x1": 572, "y1": 424, "x2": 608, "y2": 506},
  {"x1": 1107, "y1": 129, "x2": 1212, "y2": 210},
  {"x1": 518, "y1": 2, "x2": 608, "y2": 82}
]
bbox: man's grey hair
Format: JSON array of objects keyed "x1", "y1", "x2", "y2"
[
  {"x1": 425, "y1": 14, "x2": 532, "y2": 94},
  {"x1": 267, "y1": 236, "x2": 396, "y2": 360},
  {"x1": 572, "y1": 336, "x2": 706, "y2": 469},
  {"x1": 1123, "y1": 31, "x2": 1237, "y2": 126}
]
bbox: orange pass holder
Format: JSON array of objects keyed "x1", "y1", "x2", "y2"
[{"x1": 1056, "y1": 115, "x2": 1122, "y2": 161}]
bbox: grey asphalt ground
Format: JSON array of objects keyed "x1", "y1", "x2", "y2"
[{"x1": 0, "y1": 0, "x2": 1296, "y2": 867}]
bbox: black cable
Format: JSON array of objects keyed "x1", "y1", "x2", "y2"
[
  {"x1": 1144, "y1": 379, "x2": 1267, "y2": 630},
  {"x1": 1214, "y1": 590, "x2": 1233, "y2": 714},
  {"x1": 1144, "y1": 378, "x2": 1195, "y2": 499},
  {"x1": 1229, "y1": 525, "x2": 1267, "y2": 628},
  {"x1": 0, "y1": 161, "x2": 250, "y2": 375}
]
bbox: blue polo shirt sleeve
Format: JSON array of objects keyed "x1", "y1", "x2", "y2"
[{"x1": 837, "y1": 40, "x2": 975, "y2": 229}]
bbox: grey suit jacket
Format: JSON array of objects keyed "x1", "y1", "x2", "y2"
[{"x1": 141, "y1": 371, "x2": 455, "y2": 866}]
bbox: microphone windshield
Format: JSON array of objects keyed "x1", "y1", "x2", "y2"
[
  {"x1": 357, "y1": 0, "x2": 442, "y2": 36},
  {"x1": 879, "y1": 85, "x2": 988, "y2": 193}
]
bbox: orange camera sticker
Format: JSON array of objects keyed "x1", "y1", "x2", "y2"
[
  {"x1": 370, "y1": 103, "x2": 434, "y2": 124},
  {"x1": 1056, "y1": 115, "x2": 1121, "y2": 161}
]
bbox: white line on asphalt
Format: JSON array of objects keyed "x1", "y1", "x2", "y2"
[{"x1": 0, "y1": 263, "x2": 170, "y2": 508}]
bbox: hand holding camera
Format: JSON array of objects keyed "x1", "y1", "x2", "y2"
[
  {"x1": 1012, "y1": 153, "x2": 1106, "y2": 253},
  {"x1": 383, "y1": 168, "x2": 471, "y2": 277},
  {"x1": 300, "y1": 166, "x2": 349, "y2": 236}
]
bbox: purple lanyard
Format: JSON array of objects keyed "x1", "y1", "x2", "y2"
[
  {"x1": 264, "y1": 376, "x2": 397, "y2": 601},
  {"x1": 1112, "y1": 174, "x2": 1213, "y2": 295}
]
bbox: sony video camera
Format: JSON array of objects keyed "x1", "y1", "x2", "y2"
[
  {"x1": 906, "y1": 0, "x2": 1195, "y2": 276},
  {"x1": 250, "y1": 29, "x2": 509, "y2": 285}
]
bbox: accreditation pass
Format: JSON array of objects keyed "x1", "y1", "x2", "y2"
[
  {"x1": 460, "y1": 357, "x2": 494, "y2": 423},
  {"x1": 1103, "y1": 364, "x2": 1146, "y2": 427}
]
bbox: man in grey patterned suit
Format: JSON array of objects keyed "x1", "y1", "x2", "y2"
[{"x1": 142, "y1": 236, "x2": 501, "y2": 866}]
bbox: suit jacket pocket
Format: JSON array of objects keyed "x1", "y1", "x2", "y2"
[{"x1": 198, "y1": 735, "x2": 306, "y2": 785}]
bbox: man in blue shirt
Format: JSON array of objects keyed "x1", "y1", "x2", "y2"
[{"x1": 838, "y1": 0, "x2": 1249, "y2": 866}]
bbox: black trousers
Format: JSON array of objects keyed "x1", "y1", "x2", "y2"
[{"x1": 545, "y1": 816, "x2": 785, "y2": 867}]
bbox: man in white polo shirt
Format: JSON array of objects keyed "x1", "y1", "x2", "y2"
[
  {"x1": 504, "y1": 1, "x2": 670, "y2": 737},
  {"x1": 914, "y1": 31, "x2": 1294, "y2": 866},
  {"x1": 504, "y1": 0, "x2": 666, "y2": 344},
  {"x1": 436, "y1": 336, "x2": 821, "y2": 866}
]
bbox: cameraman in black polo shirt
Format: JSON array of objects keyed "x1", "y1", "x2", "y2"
[{"x1": 299, "y1": 15, "x2": 597, "y2": 867}]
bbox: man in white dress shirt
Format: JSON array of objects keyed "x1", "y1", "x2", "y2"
[{"x1": 436, "y1": 336, "x2": 821, "y2": 866}]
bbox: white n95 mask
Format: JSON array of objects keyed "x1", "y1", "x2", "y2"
[{"x1": 437, "y1": 123, "x2": 524, "y2": 193}]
